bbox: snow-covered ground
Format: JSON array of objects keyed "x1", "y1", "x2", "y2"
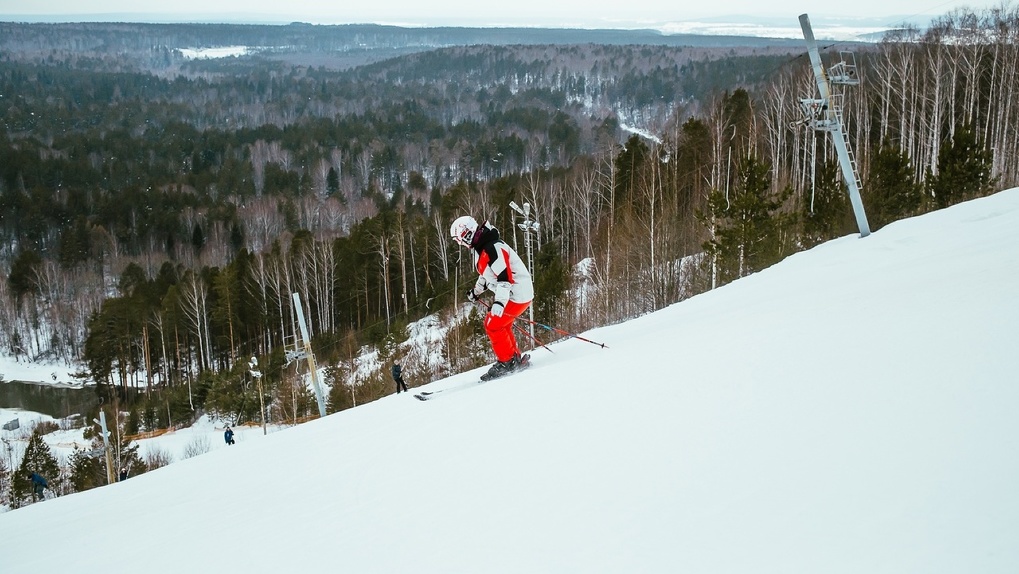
[
  {"x1": 0, "y1": 349, "x2": 289, "y2": 474},
  {"x1": 2, "y1": 188, "x2": 1018, "y2": 573},
  {"x1": 0, "y1": 285, "x2": 459, "y2": 476},
  {"x1": 0, "y1": 406, "x2": 287, "y2": 479},
  {"x1": 178, "y1": 46, "x2": 252, "y2": 59},
  {"x1": 0, "y1": 360, "x2": 79, "y2": 387}
]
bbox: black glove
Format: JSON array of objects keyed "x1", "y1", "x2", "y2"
[{"x1": 466, "y1": 288, "x2": 478, "y2": 302}]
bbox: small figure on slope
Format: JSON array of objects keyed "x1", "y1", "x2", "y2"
[
  {"x1": 450, "y1": 215, "x2": 533, "y2": 380},
  {"x1": 29, "y1": 471, "x2": 47, "y2": 501},
  {"x1": 392, "y1": 361, "x2": 409, "y2": 393},
  {"x1": 224, "y1": 425, "x2": 235, "y2": 445}
]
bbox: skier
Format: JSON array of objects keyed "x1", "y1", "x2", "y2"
[
  {"x1": 224, "y1": 425, "x2": 235, "y2": 445},
  {"x1": 29, "y1": 471, "x2": 47, "y2": 501},
  {"x1": 392, "y1": 361, "x2": 409, "y2": 393},
  {"x1": 450, "y1": 215, "x2": 533, "y2": 379}
]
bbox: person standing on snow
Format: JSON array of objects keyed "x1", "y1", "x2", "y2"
[
  {"x1": 392, "y1": 361, "x2": 409, "y2": 393},
  {"x1": 450, "y1": 215, "x2": 533, "y2": 379},
  {"x1": 29, "y1": 471, "x2": 47, "y2": 501},
  {"x1": 224, "y1": 425, "x2": 235, "y2": 445}
]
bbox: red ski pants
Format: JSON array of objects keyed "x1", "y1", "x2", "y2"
[{"x1": 484, "y1": 300, "x2": 531, "y2": 362}]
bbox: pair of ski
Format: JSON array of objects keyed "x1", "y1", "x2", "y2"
[{"x1": 414, "y1": 354, "x2": 531, "y2": 401}]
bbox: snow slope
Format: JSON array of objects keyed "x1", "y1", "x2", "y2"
[{"x1": 2, "y1": 189, "x2": 1018, "y2": 573}]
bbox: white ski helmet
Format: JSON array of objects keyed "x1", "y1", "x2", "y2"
[{"x1": 450, "y1": 215, "x2": 479, "y2": 247}]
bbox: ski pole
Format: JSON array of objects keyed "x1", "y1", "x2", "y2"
[
  {"x1": 475, "y1": 298, "x2": 608, "y2": 348},
  {"x1": 515, "y1": 316, "x2": 609, "y2": 349},
  {"x1": 513, "y1": 321, "x2": 554, "y2": 354},
  {"x1": 476, "y1": 299, "x2": 554, "y2": 354}
]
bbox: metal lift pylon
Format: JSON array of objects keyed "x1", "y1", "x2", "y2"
[
  {"x1": 289, "y1": 292, "x2": 327, "y2": 418},
  {"x1": 797, "y1": 13, "x2": 871, "y2": 237}
]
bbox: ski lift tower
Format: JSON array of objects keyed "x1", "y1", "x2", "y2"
[
  {"x1": 290, "y1": 292, "x2": 327, "y2": 418},
  {"x1": 509, "y1": 201, "x2": 539, "y2": 346},
  {"x1": 797, "y1": 13, "x2": 871, "y2": 237},
  {"x1": 92, "y1": 410, "x2": 115, "y2": 485}
]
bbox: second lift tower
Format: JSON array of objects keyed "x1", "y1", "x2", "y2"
[{"x1": 798, "y1": 13, "x2": 871, "y2": 237}]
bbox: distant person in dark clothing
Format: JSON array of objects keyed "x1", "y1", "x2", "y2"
[
  {"x1": 119, "y1": 467, "x2": 128, "y2": 481},
  {"x1": 224, "y1": 425, "x2": 235, "y2": 445},
  {"x1": 29, "y1": 471, "x2": 47, "y2": 500},
  {"x1": 392, "y1": 362, "x2": 408, "y2": 393}
]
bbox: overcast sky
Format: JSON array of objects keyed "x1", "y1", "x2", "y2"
[{"x1": 0, "y1": 0, "x2": 1006, "y2": 27}]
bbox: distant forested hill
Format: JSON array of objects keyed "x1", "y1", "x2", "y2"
[{"x1": 0, "y1": 21, "x2": 804, "y2": 70}]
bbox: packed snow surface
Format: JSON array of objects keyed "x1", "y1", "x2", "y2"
[{"x1": 2, "y1": 189, "x2": 1018, "y2": 573}]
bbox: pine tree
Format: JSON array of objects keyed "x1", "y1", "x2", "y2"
[
  {"x1": 7, "y1": 248, "x2": 42, "y2": 301},
  {"x1": 326, "y1": 364, "x2": 355, "y2": 413},
  {"x1": 326, "y1": 166, "x2": 340, "y2": 196},
  {"x1": 928, "y1": 124, "x2": 996, "y2": 209},
  {"x1": 12, "y1": 429, "x2": 60, "y2": 507},
  {"x1": 866, "y1": 138, "x2": 922, "y2": 229},
  {"x1": 532, "y1": 242, "x2": 571, "y2": 330},
  {"x1": 614, "y1": 134, "x2": 650, "y2": 211},
  {"x1": 229, "y1": 220, "x2": 245, "y2": 252},
  {"x1": 191, "y1": 223, "x2": 206, "y2": 251},
  {"x1": 57, "y1": 216, "x2": 92, "y2": 268},
  {"x1": 115, "y1": 430, "x2": 147, "y2": 481},
  {"x1": 67, "y1": 444, "x2": 106, "y2": 493},
  {"x1": 801, "y1": 158, "x2": 851, "y2": 248},
  {"x1": 701, "y1": 154, "x2": 791, "y2": 286}
]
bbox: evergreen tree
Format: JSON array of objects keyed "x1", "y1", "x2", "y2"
[
  {"x1": 675, "y1": 117, "x2": 713, "y2": 217},
  {"x1": 229, "y1": 220, "x2": 245, "y2": 252},
  {"x1": 721, "y1": 89, "x2": 755, "y2": 164},
  {"x1": 701, "y1": 154, "x2": 790, "y2": 286},
  {"x1": 210, "y1": 265, "x2": 242, "y2": 361},
  {"x1": 12, "y1": 429, "x2": 60, "y2": 507},
  {"x1": 801, "y1": 158, "x2": 850, "y2": 247},
  {"x1": 614, "y1": 134, "x2": 650, "y2": 211},
  {"x1": 114, "y1": 428, "x2": 147, "y2": 481},
  {"x1": 57, "y1": 216, "x2": 92, "y2": 268},
  {"x1": 84, "y1": 297, "x2": 142, "y2": 386},
  {"x1": 326, "y1": 364, "x2": 355, "y2": 413},
  {"x1": 532, "y1": 241, "x2": 571, "y2": 328},
  {"x1": 7, "y1": 249, "x2": 42, "y2": 301},
  {"x1": 204, "y1": 366, "x2": 250, "y2": 423},
  {"x1": 67, "y1": 444, "x2": 106, "y2": 493},
  {"x1": 866, "y1": 138, "x2": 922, "y2": 229},
  {"x1": 327, "y1": 166, "x2": 340, "y2": 196},
  {"x1": 928, "y1": 124, "x2": 996, "y2": 209},
  {"x1": 191, "y1": 223, "x2": 206, "y2": 252}
]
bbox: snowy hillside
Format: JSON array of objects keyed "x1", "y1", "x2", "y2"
[{"x1": 2, "y1": 189, "x2": 1018, "y2": 573}]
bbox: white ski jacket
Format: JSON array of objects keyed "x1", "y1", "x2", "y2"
[{"x1": 470, "y1": 226, "x2": 533, "y2": 307}]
